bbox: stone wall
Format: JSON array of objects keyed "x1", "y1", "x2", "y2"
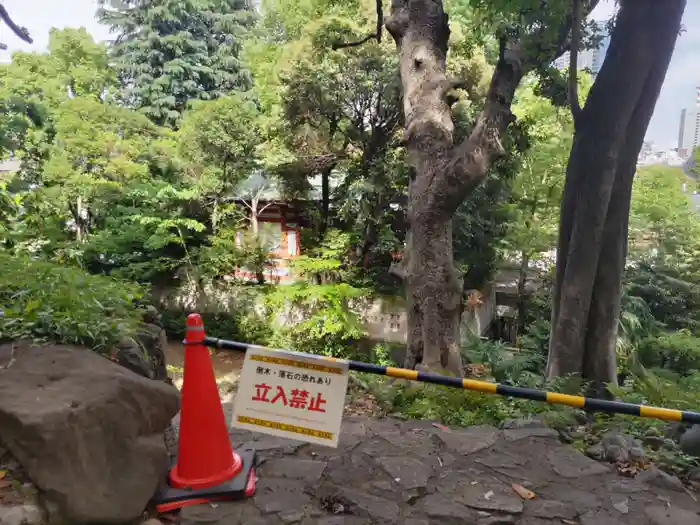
[{"x1": 153, "y1": 281, "x2": 497, "y2": 344}]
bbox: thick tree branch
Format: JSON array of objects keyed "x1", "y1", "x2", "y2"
[
  {"x1": 433, "y1": 37, "x2": 523, "y2": 215},
  {"x1": 431, "y1": 0, "x2": 603, "y2": 216},
  {"x1": 332, "y1": 0, "x2": 383, "y2": 50},
  {"x1": 385, "y1": 0, "x2": 408, "y2": 43},
  {"x1": 568, "y1": 0, "x2": 583, "y2": 124},
  {"x1": 0, "y1": 4, "x2": 32, "y2": 44}
]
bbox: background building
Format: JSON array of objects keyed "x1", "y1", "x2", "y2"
[
  {"x1": 553, "y1": 22, "x2": 611, "y2": 78},
  {"x1": 677, "y1": 87, "x2": 700, "y2": 152}
]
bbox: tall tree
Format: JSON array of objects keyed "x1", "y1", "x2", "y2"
[
  {"x1": 547, "y1": 0, "x2": 686, "y2": 394},
  {"x1": 177, "y1": 94, "x2": 260, "y2": 233},
  {"x1": 97, "y1": 0, "x2": 256, "y2": 128},
  {"x1": 336, "y1": 0, "x2": 597, "y2": 375}
]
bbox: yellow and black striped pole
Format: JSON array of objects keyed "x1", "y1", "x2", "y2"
[{"x1": 203, "y1": 336, "x2": 700, "y2": 425}]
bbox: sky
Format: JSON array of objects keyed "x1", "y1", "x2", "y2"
[{"x1": 0, "y1": 0, "x2": 697, "y2": 149}]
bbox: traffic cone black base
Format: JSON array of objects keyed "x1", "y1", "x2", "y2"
[{"x1": 152, "y1": 447, "x2": 257, "y2": 513}]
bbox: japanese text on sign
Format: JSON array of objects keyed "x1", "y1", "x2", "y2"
[{"x1": 231, "y1": 347, "x2": 349, "y2": 447}]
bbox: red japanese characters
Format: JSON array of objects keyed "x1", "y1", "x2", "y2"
[{"x1": 252, "y1": 384, "x2": 327, "y2": 413}]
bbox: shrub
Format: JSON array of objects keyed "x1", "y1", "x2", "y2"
[
  {"x1": 160, "y1": 308, "x2": 272, "y2": 345},
  {"x1": 637, "y1": 330, "x2": 700, "y2": 375},
  {"x1": 0, "y1": 253, "x2": 145, "y2": 352},
  {"x1": 265, "y1": 283, "x2": 366, "y2": 359},
  {"x1": 462, "y1": 335, "x2": 546, "y2": 386}
]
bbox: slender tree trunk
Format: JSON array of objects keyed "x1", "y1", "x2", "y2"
[
  {"x1": 517, "y1": 251, "x2": 529, "y2": 336},
  {"x1": 319, "y1": 165, "x2": 331, "y2": 238},
  {"x1": 211, "y1": 197, "x2": 219, "y2": 234},
  {"x1": 548, "y1": 0, "x2": 685, "y2": 386},
  {"x1": 250, "y1": 197, "x2": 259, "y2": 237},
  {"x1": 73, "y1": 196, "x2": 86, "y2": 243}
]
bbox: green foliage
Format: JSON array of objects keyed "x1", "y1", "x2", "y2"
[
  {"x1": 265, "y1": 283, "x2": 366, "y2": 358},
  {"x1": 0, "y1": 253, "x2": 145, "y2": 352},
  {"x1": 629, "y1": 165, "x2": 700, "y2": 255},
  {"x1": 178, "y1": 94, "x2": 261, "y2": 208},
  {"x1": 637, "y1": 331, "x2": 700, "y2": 375},
  {"x1": 463, "y1": 335, "x2": 545, "y2": 386},
  {"x1": 97, "y1": 0, "x2": 256, "y2": 128},
  {"x1": 289, "y1": 228, "x2": 351, "y2": 283},
  {"x1": 689, "y1": 147, "x2": 699, "y2": 179},
  {"x1": 160, "y1": 307, "x2": 272, "y2": 345},
  {"x1": 502, "y1": 78, "x2": 573, "y2": 262}
]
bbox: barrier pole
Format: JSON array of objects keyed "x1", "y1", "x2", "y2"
[{"x1": 203, "y1": 336, "x2": 700, "y2": 425}]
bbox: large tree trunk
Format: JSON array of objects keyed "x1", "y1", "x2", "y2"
[
  {"x1": 548, "y1": 0, "x2": 686, "y2": 389},
  {"x1": 381, "y1": 0, "x2": 603, "y2": 375},
  {"x1": 384, "y1": 0, "x2": 525, "y2": 375}
]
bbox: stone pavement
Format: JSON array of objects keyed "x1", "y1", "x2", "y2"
[{"x1": 174, "y1": 405, "x2": 700, "y2": 525}]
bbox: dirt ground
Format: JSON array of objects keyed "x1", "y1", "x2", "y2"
[{"x1": 165, "y1": 341, "x2": 245, "y2": 389}]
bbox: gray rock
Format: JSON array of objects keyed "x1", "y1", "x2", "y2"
[
  {"x1": 503, "y1": 427, "x2": 558, "y2": 441},
  {"x1": 260, "y1": 458, "x2": 327, "y2": 482},
  {"x1": 435, "y1": 426, "x2": 500, "y2": 456},
  {"x1": 612, "y1": 497, "x2": 629, "y2": 515},
  {"x1": 340, "y1": 488, "x2": 400, "y2": 522},
  {"x1": 586, "y1": 444, "x2": 605, "y2": 461},
  {"x1": 376, "y1": 456, "x2": 431, "y2": 490},
  {"x1": 256, "y1": 490, "x2": 312, "y2": 515},
  {"x1": 689, "y1": 467, "x2": 700, "y2": 482},
  {"x1": 180, "y1": 501, "x2": 265, "y2": 525},
  {"x1": 599, "y1": 432, "x2": 645, "y2": 462},
  {"x1": 134, "y1": 321, "x2": 169, "y2": 381},
  {"x1": 113, "y1": 335, "x2": 153, "y2": 379},
  {"x1": 0, "y1": 342, "x2": 179, "y2": 524},
  {"x1": 666, "y1": 422, "x2": 688, "y2": 442},
  {"x1": 629, "y1": 446, "x2": 645, "y2": 460},
  {"x1": 0, "y1": 504, "x2": 43, "y2": 525},
  {"x1": 637, "y1": 466, "x2": 685, "y2": 492},
  {"x1": 645, "y1": 505, "x2": 700, "y2": 525},
  {"x1": 304, "y1": 518, "x2": 366, "y2": 525},
  {"x1": 548, "y1": 447, "x2": 609, "y2": 478},
  {"x1": 418, "y1": 494, "x2": 474, "y2": 520},
  {"x1": 279, "y1": 509, "x2": 307, "y2": 524},
  {"x1": 662, "y1": 438, "x2": 679, "y2": 451},
  {"x1": 643, "y1": 436, "x2": 665, "y2": 450},
  {"x1": 580, "y1": 510, "x2": 630, "y2": 525},
  {"x1": 457, "y1": 481, "x2": 524, "y2": 514},
  {"x1": 526, "y1": 500, "x2": 576, "y2": 519},
  {"x1": 477, "y1": 516, "x2": 517, "y2": 525},
  {"x1": 604, "y1": 444, "x2": 629, "y2": 463},
  {"x1": 681, "y1": 425, "x2": 700, "y2": 457},
  {"x1": 500, "y1": 418, "x2": 547, "y2": 430}
]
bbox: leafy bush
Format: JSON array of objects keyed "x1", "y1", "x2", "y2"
[
  {"x1": 0, "y1": 253, "x2": 145, "y2": 352},
  {"x1": 637, "y1": 330, "x2": 700, "y2": 375},
  {"x1": 462, "y1": 335, "x2": 545, "y2": 386},
  {"x1": 265, "y1": 283, "x2": 366, "y2": 358},
  {"x1": 624, "y1": 262, "x2": 700, "y2": 333},
  {"x1": 159, "y1": 307, "x2": 272, "y2": 345}
]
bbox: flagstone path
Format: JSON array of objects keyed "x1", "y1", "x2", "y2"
[{"x1": 172, "y1": 405, "x2": 700, "y2": 525}]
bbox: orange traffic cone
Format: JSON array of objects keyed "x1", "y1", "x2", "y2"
[{"x1": 152, "y1": 313, "x2": 256, "y2": 513}]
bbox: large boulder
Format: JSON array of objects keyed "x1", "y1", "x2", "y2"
[
  {"x1": 112, "y1": 306, "x2": 170, "y2": 382},
  {"x1": 0, "y1": 342, "x2": 180, "y2": 524}
]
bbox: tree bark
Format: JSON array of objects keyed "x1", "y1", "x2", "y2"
[
  {"x1": 517, "y1": 251, "x2": 529, "y2": 336},
  {"x1": 319, "y1": 165, "x2": 331, "y2": 238},
  {"x1": 378, "y1": 0, "x2": 601, "y2": 375},
  {"x1": 548, "y1": 0, "x2": 686, "y2": 387},
  {"x1": 250, "y1": 196, "x2": 259, "y2": 237},
  {"x1": 384, "y1": 0, "x2": 565, "y2": 375}
]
